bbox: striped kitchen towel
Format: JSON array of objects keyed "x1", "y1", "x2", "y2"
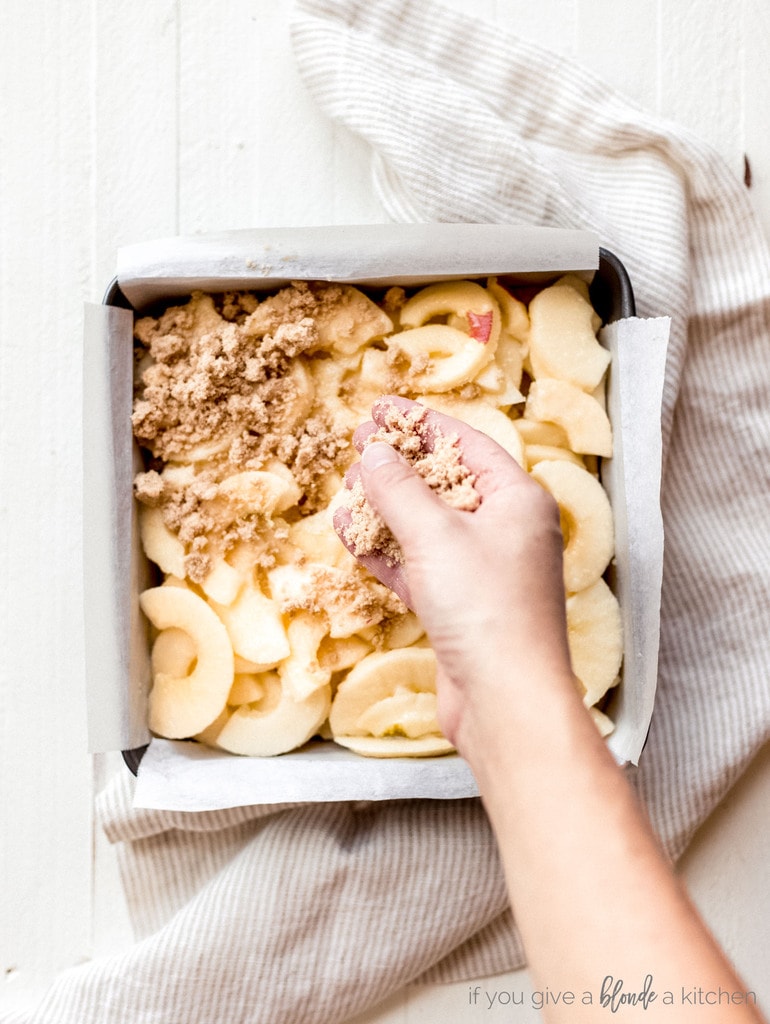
[{"x1": 10, "y1": 2, "x2": 770, "y2": 1022}]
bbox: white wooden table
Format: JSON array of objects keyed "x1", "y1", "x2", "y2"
[{"x1": 2, "y1": 1, "x2": 769, "y2": 1019}]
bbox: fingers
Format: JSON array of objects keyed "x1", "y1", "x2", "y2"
[
  {"x1": 356, "y1": 395, "x2": 532, "y2": 501},
  {"x1": 334, "y1": 443, "x2": 443, "y2": 611},
  {"x1": 358, "y1": 442, "x2": 450, "y2": 553},
  {"x1": 332, "y1": 500, "x2": 414, "y2": 607}
]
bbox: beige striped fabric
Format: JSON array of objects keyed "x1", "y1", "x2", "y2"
[{"x1": 9, "y1": 2, "x2": 770, "y2": 1021}]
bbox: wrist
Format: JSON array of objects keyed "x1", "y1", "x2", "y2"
[{"x1": 453, "y1": 663, "x2": 594, "y2": 787}]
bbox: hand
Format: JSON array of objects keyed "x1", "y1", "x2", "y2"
[{"x1": 333, "y1": 396, "x2": 577, "y2": 757}]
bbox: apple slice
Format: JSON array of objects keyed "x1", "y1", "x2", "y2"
[
  {"x1": 588, "y1": 706, "x2": 615, "y2": 737},
  {"x1": 529, "y1": 460, "x2": 614, "y2": 593},
  {"x1": 330, "y1": 647, "x2": 440, "y2": 741},
  {"x1": 525, "y1": 378, "x2": 612, "y2": 457},
  {"x1": 401, "y1": 280, "x2": 500, "y2": 340},
  {"x1": 218, "y1": 469, "x2": 300, "y2": 516},
  {"x1": 486, "y1": 278, "x2": 530, "y2": 346},
  {"x1": 528, "y1": 278, "x2": 610, "y2": 391},
  {"x1": 315, "y1": 285, "x2": 394, "y2": 355},
  {"x1": 391, "y1": 325, "x2": 492, "y2": 392},
  {"x1": 333, "y1": 734, "x2": 454, "y2": 757},
  {"x1": 140, "y1": 586, "x2": 234, "y2": 739},
  {"x1": 227, "y1": 673, "x2": 266, "y2": 706},
  {"x1": 566, "y1": 577, "x2": 623, "y2": 707},
  {"x1": 139, "y1": 504, "x2": 186, "y2": 578},
  {"x1": 198, "y1": 554, "x2": 244, "y2": 607},
  {"x1": 513, "y1": 417, "x2": 569, "y2": 448},
  {"x1": 355, "y1": 686, "x2": 440, "y2": 739},
  {"x1": 151, "y1": 627, "x2": 196, "y2": 678},
  {"x1": 200, "y1": 671, "x2": 331, "y2": 757},
  {"x1": 525, "y1": 444, "x2": 585, "y2": 471},
  {"x1": 209, "y1": 584, "x2": 290, "y2": 666},
  {"x1": 279, "y1": 611, "x2": 332, "y2": 701}
]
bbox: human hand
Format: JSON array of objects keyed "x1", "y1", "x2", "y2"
[{"x1": 333, "y1": 396, "x2": 577, "y2": 756}]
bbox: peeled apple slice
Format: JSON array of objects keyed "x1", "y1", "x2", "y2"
[
  {"x1": 525, "y1": 378, "x2": 612, "y2": 457},
  {"x1": 490, "y1": 330, "x2": 526, "y2": 394},
  {"x1": 473, "y1": 359, "x2": 525, "y2": 408},
  {"x1": 400, "y1": 281, "x2": 501, "y2": 350},
  {"x1": 486, "y1": 278, "x2": 530, "y2": 345},
  {"x1": 289, "y1": 507, "x2": 357, "y2": 571},
  {"x1": 527, "y1": 279, "x2": 610, "y2": 391},
  {"x1": 209, "y1": 584, "x2": 290, "y2": 667},
  {"x1": 330, "y1": 647, "x2": 449, "y2": 757},
  {"x1": 139, "y1": 504, "x2": 186, "y2": 578},
  {"x1": 333, "y1": 734, "x2": 454, "y2": 758},
  {"x1": 357, "y1": 610, "x2": 425, "y2": 650},
  {"x1": 355, "y1": 687, "x2": 440, "y2": 738},
  {"x1": 200, "y1": 671, "x2": 331, "y2": 757},
  {"x1": 199, "y1": 555, "x2": 244, "y2": 607},
  {"x1": 525, "y1": 445, "x2": 585, "y2": 471},
  {"x1": 217, "y1": 470, "x2": 300, "y2": 516},
  {"x1": 588, "y1": 706, "x2": 615, "y2": 738},
  {"x1": 394, "y1": 280, "x2": 501, "y2": 392},
  {"x1": 151, "y1": 627, "x2": 196, "y2": 677},
  {"x1": 315, "y1": 285, "x2": 394, "y2": 355},
  {"x1": 279, "y1": 611, "x2": 332, "y2": 701},
  {"x1": 270, "y1": 359, "x2": 315, "y2": 434},
  {"x1": 566, "y1": 578, "x2": 623, "y2": 707},
  {"x1": 228, "y1": 673, "x2": 265, "y2": 706},
  {"x1": 529, "y1": 460, "x2": 614, "y2": 593},
  {"x1": 513, "y1": 418, "x2": 569, "y2": 448},
  {"x1": 392, "y1": 325, "x2": 492, "y2": 392},
  {"x1": 317, "y1": 634, "x2": 373, "y2": 673},
  {"x1": 140, "y1": 586, "x2": 234, "y2": 739}
]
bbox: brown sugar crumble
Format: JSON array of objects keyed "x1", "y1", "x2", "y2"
[
  {"x1": 132, "y1": 284, "x2": 356, "y2": 572},
  {"x1": 340, "y1": 404, "x2": 481, "y2": 566}
]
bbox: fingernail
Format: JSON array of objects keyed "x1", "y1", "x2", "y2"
[{"x1": 361, "y1": 442, "x2": 398, "y2": 471}]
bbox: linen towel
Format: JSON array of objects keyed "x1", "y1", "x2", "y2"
[{"x1": 9, "y1": 2, "x2": 770, "y2": 1022}]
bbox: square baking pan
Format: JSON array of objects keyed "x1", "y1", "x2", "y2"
[
  {"x1": 103, "y1": 244, "x2": 635, "y2": 777},
  {"x1": 84, "y1": 222, "x2": 668, "y2": 812}
]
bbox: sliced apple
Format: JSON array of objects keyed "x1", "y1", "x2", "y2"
[
  {"x1": 513, "y1": 417, "x2": 570, "y2": 448},
  {"x1": 525, "y1": 444, "x2": 586, "y2": 471},
  {"x1": 486, "y1": 278, "x2": 530, "y2": 345},
  {"x1": 567, "y1": 578, "x2": 623, "y2": 707},
  {"x1": 528, "y1": 279, "x2": 610, "y2": 391},
  {"x1": 330, "y1": 647, "x2": 439, "y2": 740},
  {"x1": 151, "y1": 627, "x2": 196, "y2": 678},
  {"x1": 333, "y1": 734, "x2": 454, "y2": 758},
  {"x1": 315, "y1": 285, "x2": 394, "y2": 355},
  {"x1": 588, "y1": 705, "x2": 615, "y2": 738},
  {"x1": 228, "y1": 673, "x2": 266, "y2": 706},
  {"x1": 279, "y1": 611, "x2": 332, "y2": 701},
  {"x1": 209, "y1": 584, "x2": 290, "y2": 666},
  {"x1": 525, "y1": 378, "x2": 612, "y2": 457},
  {"x1": 140, "y1": 586, "x2": 234, "y2": 739},
  {"x1": 139, "y1": 504, "x2": 186, "y2": 578},
  {"x1": 529, "y1": 460, "x2": 615, "y2": 593},
  {"x1": 200, "y1": 671, "x2": 331, "y2": 757}
]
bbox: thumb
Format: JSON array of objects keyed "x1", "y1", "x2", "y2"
[{"x1": 359, "y1": 442, "x2": 448, "y2": 553}]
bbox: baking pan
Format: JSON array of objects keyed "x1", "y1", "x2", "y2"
[{"x1": 104, "y1": 246, "x2": 635, "y2": 777}]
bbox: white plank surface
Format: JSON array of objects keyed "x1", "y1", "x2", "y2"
[
  {"x1": 1, "y1": 0, "x2": 769, "y2": 1018},
  {"x1": 0, "y1": 0, "x2": 94, "y2": 1005}
]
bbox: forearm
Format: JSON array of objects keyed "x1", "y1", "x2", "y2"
[{"x1": 465, "y1": 678, "x2": 764, "y2": 1023}]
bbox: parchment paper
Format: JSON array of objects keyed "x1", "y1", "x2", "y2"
[{"x1": 82, "y1": 225, "x2": 669, "y2": 811}]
